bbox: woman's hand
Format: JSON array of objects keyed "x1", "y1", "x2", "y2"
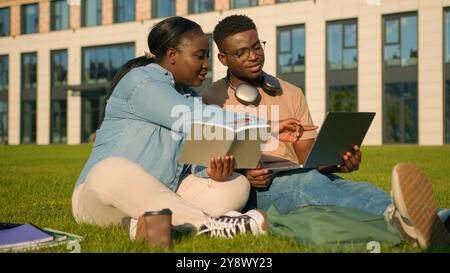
[
  {"x1": 206, "y1": 156, "x2": 235, "y2": 182},
  {"x1": 271, "y1": 118, "x2": 318, "y2": 143}
]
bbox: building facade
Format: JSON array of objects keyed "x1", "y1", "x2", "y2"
[{"x1": 0, "y1": 0, "x2": 449, "y2": 145}]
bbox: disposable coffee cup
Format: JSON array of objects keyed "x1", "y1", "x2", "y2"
[{"x1": 142, "y1": 209, "x2": 172, "y2": 249}]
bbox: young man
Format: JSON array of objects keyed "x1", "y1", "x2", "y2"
[{"x1": 201, "y1": 15, "x2": 450, "y2": 249}]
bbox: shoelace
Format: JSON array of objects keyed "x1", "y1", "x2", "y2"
[{"x1": 197, "y1": 215, "x2": 249, "y2": 238}]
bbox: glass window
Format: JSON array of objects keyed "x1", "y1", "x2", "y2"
[
  {"x1": 326, "y1": 19, "x2": 358, "y2": 112},
  {"x1": 277, "y1": 25, "x2": 305, "y2": 91},
  {"x1": 114, "y1": 0, "x2": 135, "y2": 23},
  {"x1": 0, "y1": 101, "x2": 7, "y2": 144},
  {"x1": 152, "y1": 0, "x2": 175, "y2": 18},
  {"x1": 21, "y1": 53, "x2": 37, "y2": 144},
  {"x1": 51, "y1": 99, "x2": 67, "y2": 143},
  {"x1": 383, "y1": 13, "x2": 418, "y2": 144},
  {"x1": 82, "y1": 0, "x2": 102, "y2": 27},
  {"x1": 446, "y1": 79, "x2": 450, "y2": 143},
  {"x1": 83, "y1": 44, "x2": 135, "y2": 84},
  {"x1": 21, "y1": 4, "x2": 39, "y2": 34},
  {"x1": 327, "y1": 21, "x2": 357, "y2": 70},
  {"x1": 0, "y1": 55, "x2": 8, "y2": 92},
  {"x1": 384, "y1": 82, "x2": 418, "y2": 143},
  {"x1": 328, "y1": 24, "x2": 343, "y2": 70},
  {"x1": 22, "y1": 53, "x2": 37, "y2": 90},
  {"x1": 50, "y1": 50, "x2": 68, "y2": 144},
  {"x1": 384, "y1": 15, "x2": 417, "y2": 67},
  {"x1": 400, "y1": 15, "x2": 418, "y2": 66},
  {"x1": 0, "y1": 55, "x2": 8, "y2": 144},
  {"x1": 344, "y1": 23, "x2": 356, "y2": 48},
  {"x1": 51, "y1": 0, "x2": 69, "y2": 31},
  {"x1": 231, "y1": 0, "x2": 258, "y2": 9},
  {"x1": 445, "y1": 9, "x2": 450, "y2": 143},
  {"x1": 385, "y1": 19, "x2": 399, "y2": 44},
  {"x1": 0, "y1": 7, "x2": 10, "y2": 37},
  {"x1": 21, "y1": 101, "x2": 36, "y2": 144},
  {"x1": 446, "y1": 11, "x2": 450, "y2": 64},
  {"x1": 278, "y1": 26, "x2": 305, "y2": 73},
  {"x1": 81, "y1": 44, "x2": 135, "y2": 142},
  {"x1": 327, "y1": 85, "x2": 357, "y2": 112},
  {"x1": 51, "y1": 50, "x2": 68, "y2": 87},
  {"x1": 189, "y1": 0, "x2": 214, "y2": 14}
]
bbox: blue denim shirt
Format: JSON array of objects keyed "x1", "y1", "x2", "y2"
[{"x1": 74, "y1": 63, "x2": 211, "y2": 192}]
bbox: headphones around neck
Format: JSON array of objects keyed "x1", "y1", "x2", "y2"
[{"x1": 224, "y1": 71, "x2": 281, "y2": 106}]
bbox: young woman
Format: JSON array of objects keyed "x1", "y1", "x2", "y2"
[{"x1": 71, "y1": 16, "x2": 304, "y2": 240}]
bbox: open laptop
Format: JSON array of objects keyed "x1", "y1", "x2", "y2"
[{"x1": 260, "y1": 112, "x2": 375, "y2": 171}]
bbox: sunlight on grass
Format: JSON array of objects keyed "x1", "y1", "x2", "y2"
[{"x1": 0, "y1": 145, "x2": 449, "y2": 253}]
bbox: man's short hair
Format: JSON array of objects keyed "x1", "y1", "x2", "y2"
[{"x1": 213, "y1": 15, "x2": 257, "y2": 50}]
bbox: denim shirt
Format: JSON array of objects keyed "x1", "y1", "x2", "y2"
[{"x1": 74, "y1": 63, "x2": 211, "y2": 192}]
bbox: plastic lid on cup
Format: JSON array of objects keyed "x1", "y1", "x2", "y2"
[{"x1": 144, "y1": 209, "x2": 172, "y2": 216}]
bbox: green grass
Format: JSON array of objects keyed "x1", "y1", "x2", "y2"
[{"x1": 0, "y1": 145, "x2": 449, "y2": 253}]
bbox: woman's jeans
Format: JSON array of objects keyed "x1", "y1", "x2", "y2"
[{"x1": 248, "y1": 169, "x2": 392, "y2": 215}]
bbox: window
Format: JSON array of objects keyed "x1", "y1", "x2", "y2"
[
  {"x1": 384, "y1": 15, "x2": 418, "y2": 67},
  {"x1": 326, "y1": 19, "x2": 358, "y2": 112},
  {"x1": 51, "y1": 0, "x2": 69, "y2": 31},
  {"x1": 21, "y1": 4, "x2": 39, "y2": 34},
  {"x1": 189, "y1": 0, "x2": 214, "y2": 14},
  {"x1": 445, "y1": 8, "x2": 450, "y2": 143},
  {"x1": 82, "y1": 44, "x2": 135, "y2": 85},
  {"x1": 152, "y1": 0, "x2": 175, "y2": 18},
  {"x1": 114, "y1": 0, "x2": 135, "y2": 23},
  {"x1": 0, "y1": 7, "x2": 10, "y2": 37},
  {"x1": 0, "y1": 55, "x2": 8, "y2": 92},
  {"x1": 383, "y1": 13, "x2": 418, "y2": 144},
  {"x1": 81, "y1": 43, "x2": 135, "y2": 142},
  {"x1": 277, "y1": 25, "x2": 305, "y2": 91},
  {"x1": 51, "y1": 50, "x2": 68, "y2": 144},
  {"x1": 21, "y1": 53, "x2": 37, "y2": 144},
  {"x1": 231, "y1": 0, "x2": 258, "y2": 9},
  {"x1": 0, "y1": 55, "x2": 8, "y2": 144},
  {"x1": 81, "y1": 0, "x2": 102, "y2": 27}
]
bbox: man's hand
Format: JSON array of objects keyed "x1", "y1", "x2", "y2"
[
  {"x1": 272, "y1": 118, "x2": 318, "y2": 143},
  {"x1": 206, "y1": 156, "x2": 235, "y2": 181},
  {"x1": 245, "y1": 164, "x2": 273, "y2": 188},
  {"x1": 336, "y1": 145, "x2": 362, "y2": 173}
]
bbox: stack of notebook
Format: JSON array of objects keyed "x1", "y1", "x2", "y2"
[{"x1": 0, "y1": 223, "x2": 82, "y2": 252}]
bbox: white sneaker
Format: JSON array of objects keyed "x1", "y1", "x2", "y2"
[
  {"x1": 389, "y1": 163, "x2": 450, "y2": 249},
  {"x1": 121, "y1": 217, "x2": 138, "y2": 240},
  {"x1": 197, "y1": 209, "x2": 267, "y2": 239}
]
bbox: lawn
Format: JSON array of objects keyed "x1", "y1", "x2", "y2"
[{"x1": 0, "y1": 144, "x2": 449, "y2": 253}]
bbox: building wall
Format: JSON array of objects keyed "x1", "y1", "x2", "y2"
[{"x1": 0, "y1": 0, "x2": 449, "y2": 145}]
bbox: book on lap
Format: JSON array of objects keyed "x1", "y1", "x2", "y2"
[{"x1": 178, "y1": 113, "x2": 270, "y2": 169}]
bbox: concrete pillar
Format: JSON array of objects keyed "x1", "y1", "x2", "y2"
[
  {"x1": 67, "y1": 46, "x2": 81, "y2": 145},
  {"x1": 418, "y1": 1, "x2": 444, "y2": 145},
  {"x1": 8, "y1": 52, "x2": 20, "y2": 145},
  {"x1": 36, "y1": 49, "x2": 50, "y2": 144}
]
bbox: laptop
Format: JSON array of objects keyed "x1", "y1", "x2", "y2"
[{"x1": 261, "y1": 112, "x2": 376, "y2": 171}]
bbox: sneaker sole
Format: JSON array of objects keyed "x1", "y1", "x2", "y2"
[{"x1": 393, "y1": 163, "x2": 450, "y2": 249}]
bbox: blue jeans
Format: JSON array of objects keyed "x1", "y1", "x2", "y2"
[{"x1": 247, "y1": 169, "x2": 392, "y2": 215}]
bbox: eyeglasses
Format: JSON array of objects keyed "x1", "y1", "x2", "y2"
[{"x1": 221, "y1": 40, "x2": 266, "y2": 62}]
